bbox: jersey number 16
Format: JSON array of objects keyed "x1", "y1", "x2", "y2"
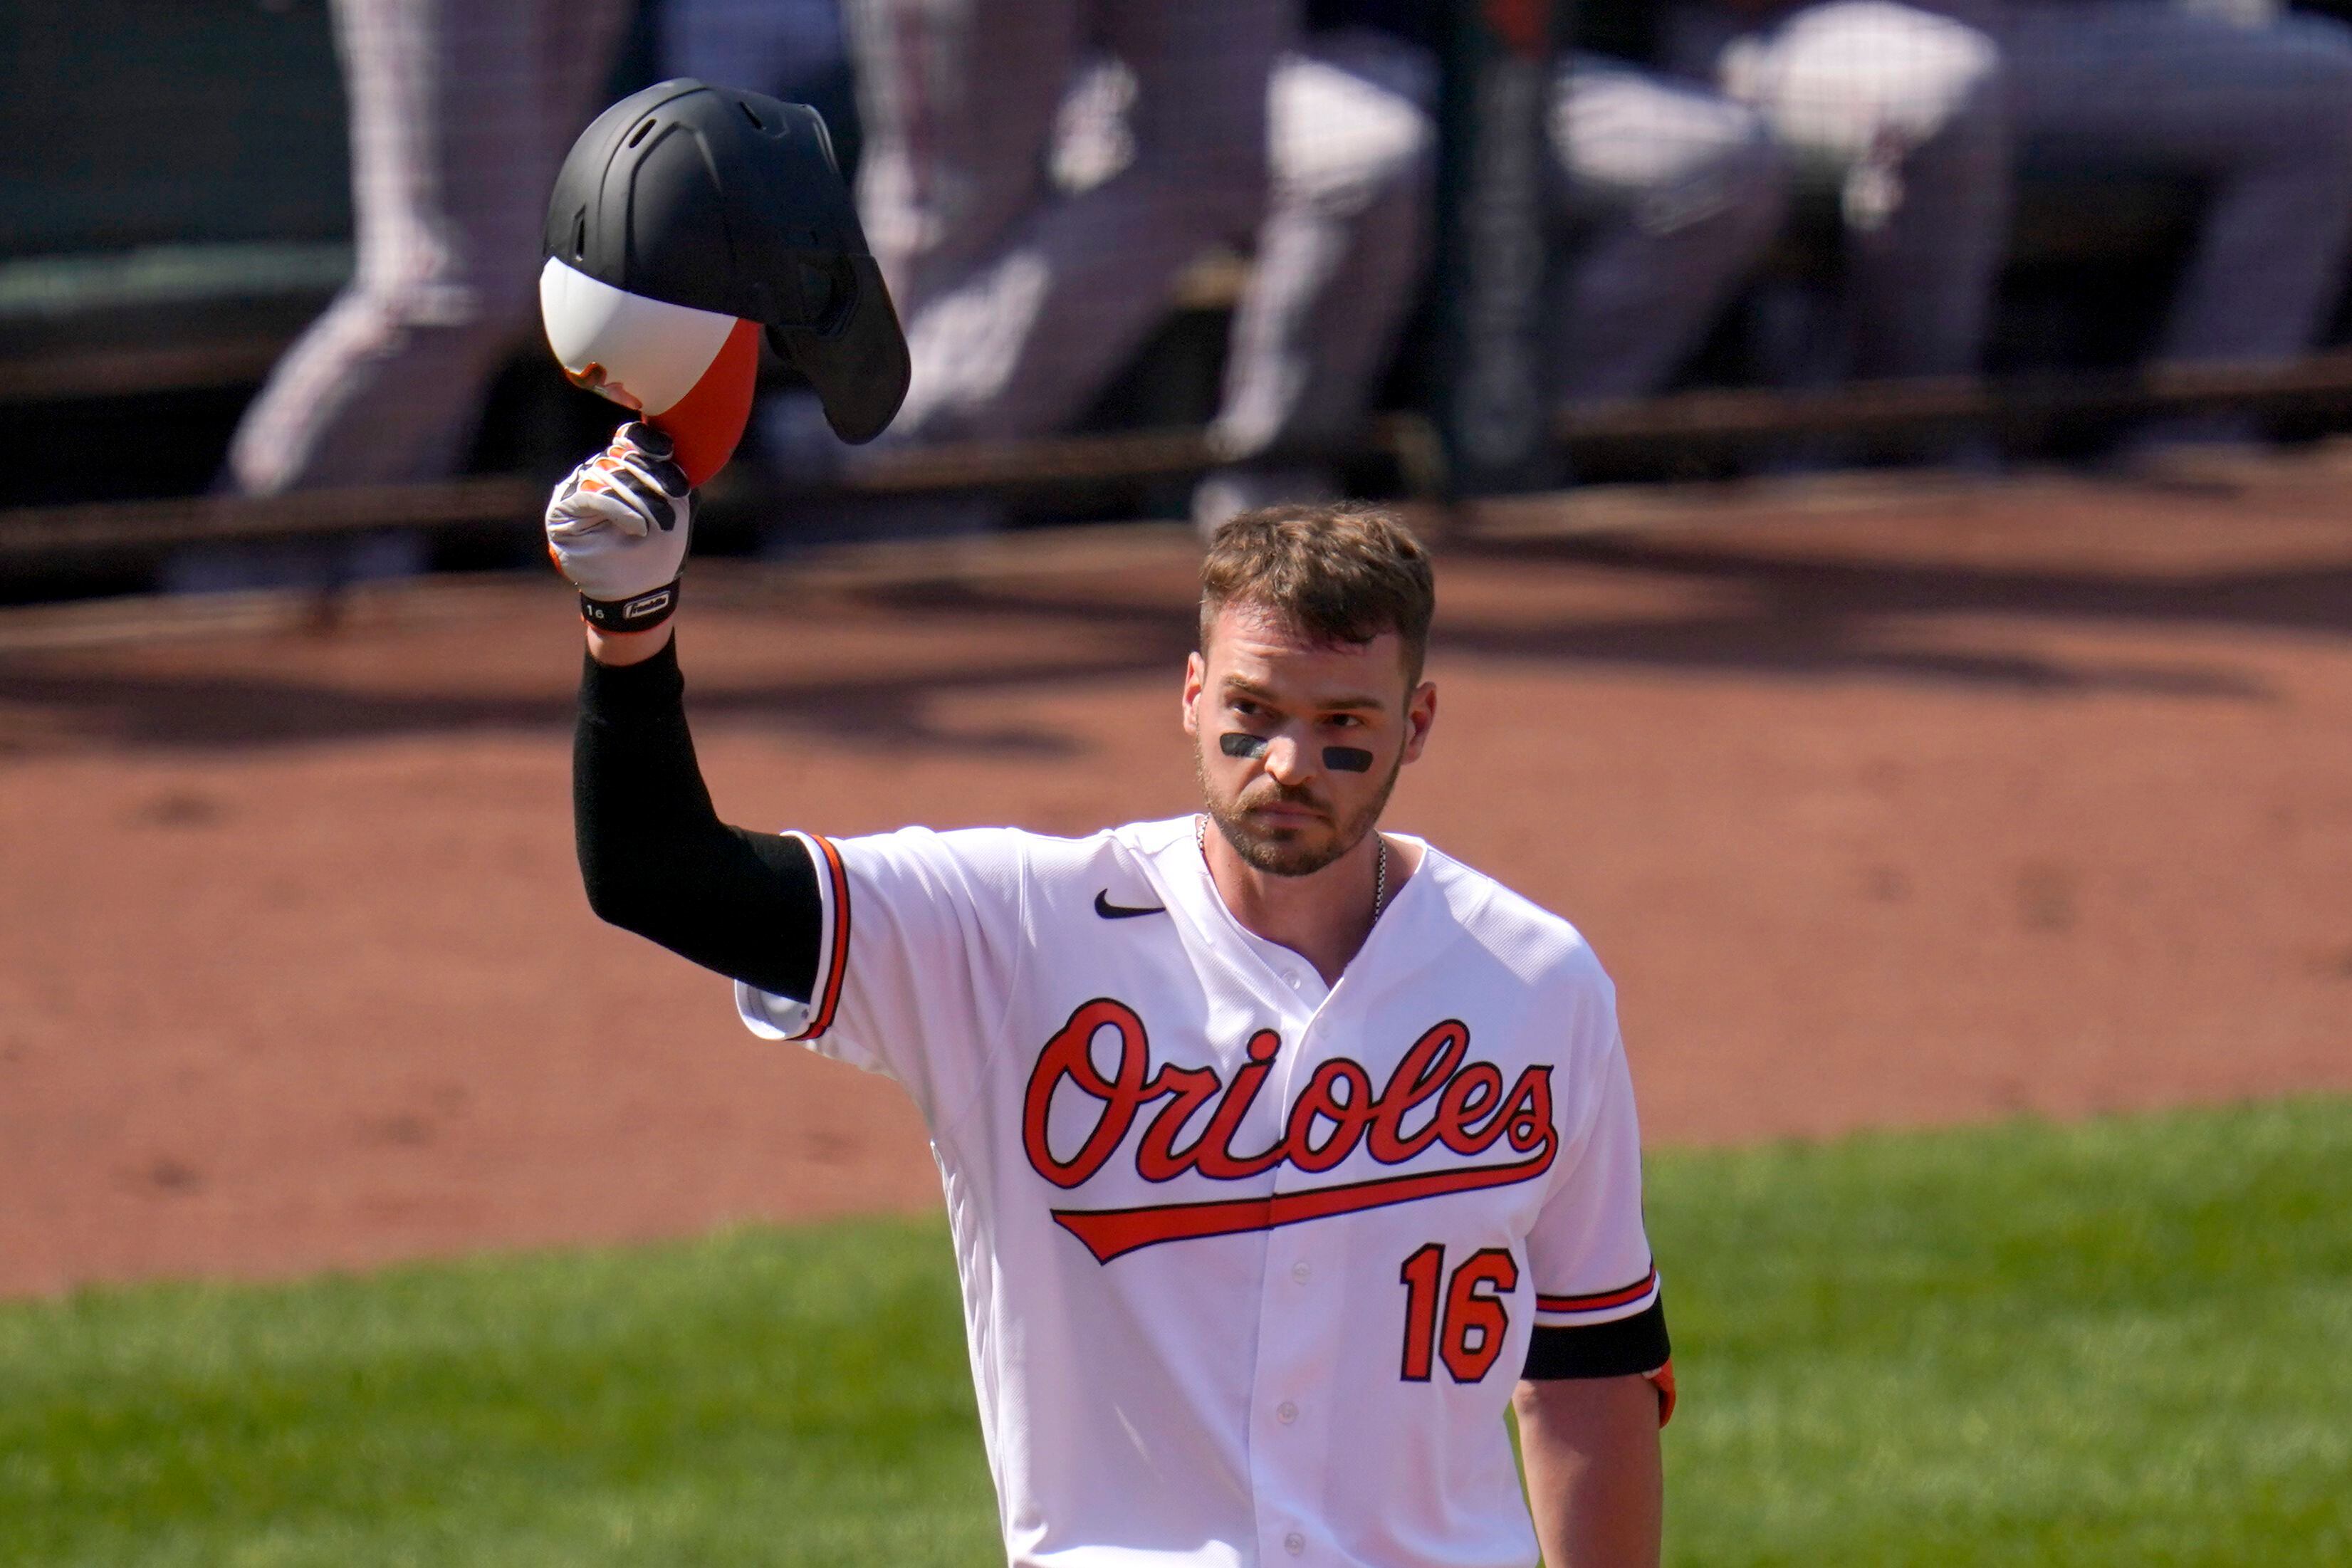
[{"x1": 1398, "y1": 1243, "x2": 1518, "y2": 1383}]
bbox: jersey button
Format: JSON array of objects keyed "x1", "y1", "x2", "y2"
[
  {"x1": 1284, "y1": 1532, "x2": 1305, "y2": 1555},
  {"x1": 1291, "y1": 1260, "x2": 1311, "y2": 1283},
  {"x1": 1277, "y1": 1401, "x2": 1298, "y2": 1424}
]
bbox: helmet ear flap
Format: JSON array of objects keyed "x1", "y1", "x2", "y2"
[
  {"x1": 765, "y1": 254, "x2": 909, "y2": 444},
  {"x1": 798, "y1": 256, "x2": 850, "y2": 335}
]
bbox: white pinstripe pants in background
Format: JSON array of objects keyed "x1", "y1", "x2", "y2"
[
  {"x1": 845, "y1": 0, "x2": 1287, "y2": 444},
  {"x1": 1197, "y1": 32, "x2": 1789, "y2": 523},
  {"x1": 226, "y1": 0, "x2": 632, "y2": 495},
  {"x1": 1674, "y1": 0, "x2": 2352, "y2": 383}
]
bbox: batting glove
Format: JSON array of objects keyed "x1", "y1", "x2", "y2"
[{"x1": 545, "y1": 422, "x2": 694, "y2": 632}]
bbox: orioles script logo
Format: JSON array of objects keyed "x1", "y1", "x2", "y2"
[{"x1": 1024, "y1": 998, "x2": 1557, "y2": 1263}]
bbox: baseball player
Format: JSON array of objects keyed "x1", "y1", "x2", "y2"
[{"x1": 551, "y1": 440, "x2": 1674, "y2": 1565}]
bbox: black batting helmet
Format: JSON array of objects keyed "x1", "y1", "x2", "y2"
[{"x1": 541, "y1": 78, "x2": 910, "y2": 471}]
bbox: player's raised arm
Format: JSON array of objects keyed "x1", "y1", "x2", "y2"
[
  {"x1": 534, "y1": 81, "x2": 911, "y2": 1003},
  {"x1": 549, "y1": 422, "x2": 825, "y2": 1000}
]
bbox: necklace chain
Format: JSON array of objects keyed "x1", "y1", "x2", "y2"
[{"x1": 1196, "y1": 814, "x2": 1389, "y2": 924}]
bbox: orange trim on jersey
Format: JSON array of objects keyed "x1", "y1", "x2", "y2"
[
  {"x1": 799, "y1": 833, "x2": 852, "y2": 1040},
  {"x1": 1536, "y1": 1267, "x2": 1657, "y2": 1316}
]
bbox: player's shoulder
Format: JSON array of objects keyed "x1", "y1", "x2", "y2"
[
  {"x1": 830, "y1": 817, "x2": 1185, "y2": 889},
  {"x1": 1018, "y1": 816, "x2": 1198, "y2": 899},
  {"x1": 951, "y1": 816, "x2": 1205, "y2": 924},
  {"x1": 1410, "y1": 839, "x2": 1615, "y2": 1003}
]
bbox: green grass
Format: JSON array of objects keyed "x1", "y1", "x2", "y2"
[
  {"x1": 4, "y1": 1099, "x2": 2348, "y2": 1566},
  {"x1": 0, "y1": 1223, "x2": 1000, "y2": 1567},
  {"x1": 1656, "y1": 1098, "x2": 2352, "y2": 1565}
]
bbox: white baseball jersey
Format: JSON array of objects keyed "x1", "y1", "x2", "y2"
[{"x1": 738, "y1": 815, "x2": 1662, "y2": 1568}]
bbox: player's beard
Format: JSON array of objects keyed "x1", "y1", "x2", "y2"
[{"x1": 1195, "y1": 743, "x2": 1405, "y2": 878}]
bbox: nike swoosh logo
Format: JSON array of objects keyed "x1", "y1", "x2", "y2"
[{"x1": 1094, "y1": 889, "x2": 1167, "y2": 920}]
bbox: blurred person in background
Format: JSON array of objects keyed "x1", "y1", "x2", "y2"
[
  {"x1": 1210, "y1": 0, "x2": 2352, "y2": 513},
  {"x1": 1673, "y1": 0, "x2": 2352, "y2": 450},
  {"x1": 1992, "y1": 0, "x2": 2352, "y2": 450},
  {"x1": 224, "y1": 0, "x2": 637, "y2": 497},
  {"x1": 1666, "y1": 1, "x2": 2012, "y2": 389},
  {"x1": 1193, "y1": 1, "x2": 1793, "y2": 528},
  {"x1": 842, "y1": 0, "x2": 1288, "y2": 449},
  {"x1": 189, "y1": 0, "x2": 634, "y2": 591}
]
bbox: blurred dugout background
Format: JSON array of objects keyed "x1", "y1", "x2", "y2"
[{"x1": 11, "y1": 0, "x2": 2352, "y2": 604}]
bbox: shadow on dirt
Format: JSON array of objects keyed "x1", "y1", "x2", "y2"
[
  {"x1": 14, "y1": 529, "x2": 2343, "y2": 753},
  {"x1": 0, "y1": 654, "x2": 1114, "y2": 756}
]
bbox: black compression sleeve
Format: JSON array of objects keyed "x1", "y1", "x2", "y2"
[{"x1": 574, "y1": 639, "x2": 824, "y2": 999}]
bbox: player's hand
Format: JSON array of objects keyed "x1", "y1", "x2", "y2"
[{"x1": 545, "y1": 422, "x2": 694, "y2": 604}]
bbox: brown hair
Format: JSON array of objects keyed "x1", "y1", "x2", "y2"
[{"x1": 1199, "y1": 503, "x2": 1435, "y2": 683}]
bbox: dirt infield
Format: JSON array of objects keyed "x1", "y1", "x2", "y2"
[{"x1": 8, "y1": 459, "x2": 2352, "y2": 1297}]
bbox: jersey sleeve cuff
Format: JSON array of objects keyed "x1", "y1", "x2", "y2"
[
  {"x1": 1521, "y1": 1297, "x2": 1671, "y2": 1381},
  {"x1": 735, "y1": 831, "x2": 851, "y2": 1041},
  {"x1": 1522, "y1": 1265, "x2": 1668, "y2": 1381},
  {"x1": 1533, "y1": 1265, "x2": 1660, "y2": 1328}
]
